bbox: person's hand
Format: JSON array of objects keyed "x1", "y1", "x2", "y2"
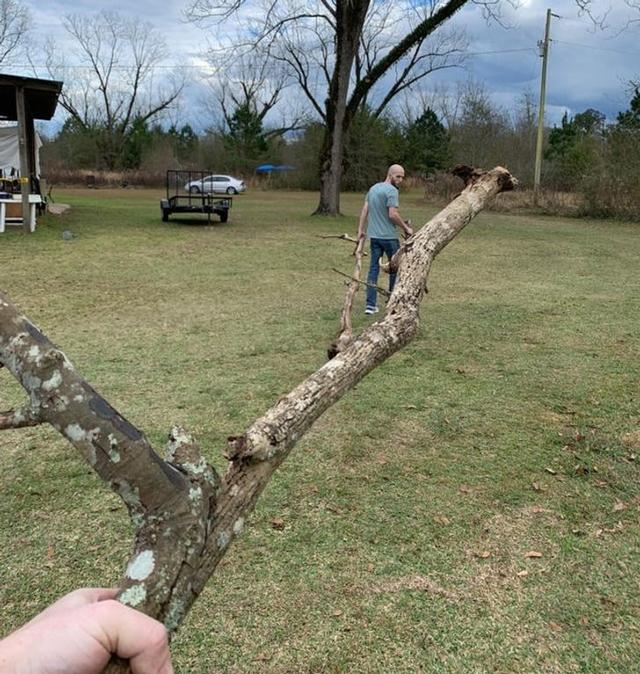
[
  {"x1": 0, "y1": 588, "x2": 173, "y2": 674},
  {"x1": 404, "y1": 225, "x2": 414, "y2": 238}
]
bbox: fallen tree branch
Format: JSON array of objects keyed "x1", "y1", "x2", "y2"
[{"x1": 0, "y1": 165, "x2": 515, "y2": 674}]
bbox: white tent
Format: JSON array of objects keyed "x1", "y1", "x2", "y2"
[{"x1": 0, "y1": 126, "x2": 42, "y2": 177}]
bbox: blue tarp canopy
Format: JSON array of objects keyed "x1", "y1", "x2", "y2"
[{"x1": 255, "y1": 164, "x2": 296, "y2": 174}]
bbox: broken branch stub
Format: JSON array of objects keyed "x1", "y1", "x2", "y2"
[{"x1": 0, "y1": 166, "x2": 514, "y2": 674}]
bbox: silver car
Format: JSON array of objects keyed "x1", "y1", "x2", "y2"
[{"x1": 184, "y1": 174, "x2": 246, "y2": 195}]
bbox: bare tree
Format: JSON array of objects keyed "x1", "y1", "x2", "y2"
[
  {"x1": 206, "y1": 51, "x2": 306, "y2": 139},
  {"x1": 0, "y1": 166, "x2": 515, "y2": 674},
  {"x1": 0, "y1": 0, "x2": 29, "y2": 66},
  {"x1": 186, "y1": 0, "x2": 472, "y2": 215},
  {"x1": 42, "y1": 11, "x2": 184, "y2": 169}
]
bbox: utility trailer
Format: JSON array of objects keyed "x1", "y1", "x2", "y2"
[{"x1": 160, "y1": 170, "x2": 232, "y2": 224}]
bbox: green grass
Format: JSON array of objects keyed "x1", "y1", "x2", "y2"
[{"x1": 1, "y1": 186, "x2": 639, "y2": 673}]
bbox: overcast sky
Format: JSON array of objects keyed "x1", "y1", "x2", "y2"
[{"x1": 9, "y1": 0, "x2": 640, "y2": 134}]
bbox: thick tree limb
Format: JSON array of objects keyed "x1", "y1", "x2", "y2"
[{"x1": 0, "y1": 166, "x2": 514, "y2": 674}]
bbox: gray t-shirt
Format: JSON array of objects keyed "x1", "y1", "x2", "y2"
[{"x1": 366, "y1": 182, "x2": 399, "y2": 239}]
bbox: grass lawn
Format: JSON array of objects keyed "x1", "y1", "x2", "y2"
[{"x1": 1, "y1": 186, "x2": 639, "y2": 673}]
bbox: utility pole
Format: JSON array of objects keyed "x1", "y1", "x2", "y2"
[{"x1": 533, "y1": 9, "x2": 559, "y2": 204}]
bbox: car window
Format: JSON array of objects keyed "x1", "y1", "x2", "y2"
[{"x1": 214, "y1": 176, "x2": 230, "y2": 182}]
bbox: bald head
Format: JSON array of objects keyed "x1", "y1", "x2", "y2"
[{"x1": 386, "y1": 164, "x2": 405, "y2": 188}]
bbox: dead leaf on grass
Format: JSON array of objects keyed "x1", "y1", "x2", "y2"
[
  {"x1": 459, "y1": 484, "x2": 472, "y2": 494},
  {"x1": 270, "y1": 517, "x2": 285, "y2": 530},
  {"x1": 545, "y1": 467, "x2": 557, "y2": 475},
  {"x1": 332, "y1": 609, "x2": 343, "y2": 617},
  {"x1": 517, "y1": 570, "x2": 529, "y2": 577},
  {"x1": 474, "y1": 550, "x2": 491, "y2": 559},
  {"x1": 613, "y1": 500, "x2": 627, "y2": 512},
  {"x1": 524, "y1": 550, "x2": 543, "y2": 559},
  {"x1": 433, "y1": 515, "x2": 451, "y2": 526}
]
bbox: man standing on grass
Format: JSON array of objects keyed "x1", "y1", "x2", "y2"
[{"x1": 357, "y1": 164, "x2": 414, "y2": 315}]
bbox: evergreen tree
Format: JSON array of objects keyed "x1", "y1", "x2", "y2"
[
  {"x1": 224, "y1": 103, "x2": 268, "y2": 169},
  {"x1": 122, "y1": 117, "x2": 154, "y2": 169},
  {"x1": 617, "y1": 88, "x2": 640, "y2": 129},
  {"x1": 402, "y1": 108, "x2": 450, "y2": 177}
]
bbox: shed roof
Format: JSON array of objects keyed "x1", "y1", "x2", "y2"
[{"x1": 0, "y1": 73, "x2": 63, "y2": 121}]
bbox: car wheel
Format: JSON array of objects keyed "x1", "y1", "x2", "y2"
[
  {"x1": 189, "y1": 185, "x2": 201, "y2": 194},
  {"x1": 226, "y1": 187, "x2": 237, "y2": 195}
]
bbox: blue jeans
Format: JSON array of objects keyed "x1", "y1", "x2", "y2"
[{"x1": 366, "y1": 238, "x2": 400, "y2": 308}]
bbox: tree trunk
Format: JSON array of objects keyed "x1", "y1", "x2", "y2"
[
  {"x1": 313, "y1": 0, "x2": 370, "y2": 216},
  {"x1": 315, "y1": 125, "x2": 346, "y2": 215},
  {"x1": 0, "y1": 166, "x2": 515, "y2": 674}
]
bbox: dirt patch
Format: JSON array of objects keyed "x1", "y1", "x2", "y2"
[
  {"x1": 370, "y1": 574, "x2": 459, "y2": 601},
  {"x1": 621, "y1": 430, "x2": 640, "y2": 450}
]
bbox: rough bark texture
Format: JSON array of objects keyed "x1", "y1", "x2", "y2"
[{"x1": 0, "y1": 166, "x2": 514, "y2": 673}]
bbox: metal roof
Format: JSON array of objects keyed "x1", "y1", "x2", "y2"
[{"x1": 0, "y1": 74, "x2": 63, "y2": 121}]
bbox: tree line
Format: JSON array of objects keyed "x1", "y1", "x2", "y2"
[
  {"x1": 39, "y1": 79, "x2": 640, "y2": 220},
  {"x1": 2, "y1": 0, "x2": 640, "y2": 219}
]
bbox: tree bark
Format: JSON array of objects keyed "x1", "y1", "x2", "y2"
[{"x1": 0, "y1": 166, "x2": 514, "y2": 673}]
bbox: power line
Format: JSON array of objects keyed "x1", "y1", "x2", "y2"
[
  {"x1": 553, "y1": 39, "x2": 640, "y2": 58},
  {"x1": 465, "y1": 48, "x2": 535, "y2": 56},
  {"x1": 7, "y1": 47, "x2": 537, "y2": 71}
]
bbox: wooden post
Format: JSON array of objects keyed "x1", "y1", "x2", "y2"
[
  {"x1": 533, "y1": 9, "x2": 558, "y2": 206},
  {"x1": 15, "y1": 85, "x2": 32, "y2": 234}
]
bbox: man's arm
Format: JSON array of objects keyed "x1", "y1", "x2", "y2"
[
  {"x1": 389, "y1": 206, "x2": 414, "y2": 237},
  {"x1": 357, "y1": 200, "x2": 368, "y2": 240}
]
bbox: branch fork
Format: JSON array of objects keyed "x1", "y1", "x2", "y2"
[{"x1": 0, "y1": 166, "x2": 515, "y2": 674}]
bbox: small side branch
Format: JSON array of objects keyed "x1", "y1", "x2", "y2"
[
  {"x1": 331, "y1": 268, "x2": 390, "y2": 297},
  {"x1": 318, "y1": 233, "x2": 368, "y2": 255},
  {"x1": 328, "y1": 234, "x2": 366, "y2": 358},
  {"x1": 0, "y1": 405, "x2": 41, "y2": 430}
]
